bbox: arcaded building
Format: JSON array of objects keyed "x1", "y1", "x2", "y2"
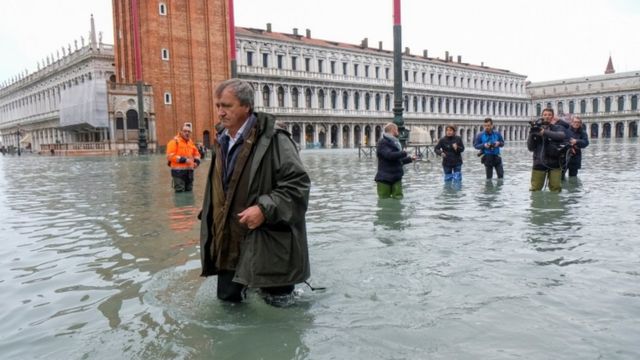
[
  {"x1": 528, "y1": 57, "x2": 639, "y2": 138},
  {"x1": 234, "y1": 25, "x2": 532, "y2": 148}
]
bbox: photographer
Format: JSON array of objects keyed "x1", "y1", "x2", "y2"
[
  {"x1": 527, "y1": 108, "x2": 567, "y2": 192},
  {"x1": 562, "y1": 116, "x2": 589, "y2": 179},
  {"x1": 434, "y1": 124, "x2": 465, "y2": 183},
  {"x1": 473, "y1": 117, "x2": 505, "y2": 179}
]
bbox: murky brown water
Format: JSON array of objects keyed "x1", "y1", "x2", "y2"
[{"x1": 1, "y1": 139, "x2": 639, "y2": 359}]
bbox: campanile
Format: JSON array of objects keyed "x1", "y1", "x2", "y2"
[{"x1": 112, "y1": 0, "x2": 230, "y2": 148}]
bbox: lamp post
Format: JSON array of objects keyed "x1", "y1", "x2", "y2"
[{"x1": 392, "y1": 0, "x2": 409, "y2": 147}]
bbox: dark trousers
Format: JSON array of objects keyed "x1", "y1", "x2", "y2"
[
  {"x1": 216, "y1": 270, "x2": 294, "y2": 303},
  {"x1": 171, "y1": 169, "x2": 194, "y2": 192},
  {"x1": 483, "y1": 154, "x2": 504, "y2": 179}
]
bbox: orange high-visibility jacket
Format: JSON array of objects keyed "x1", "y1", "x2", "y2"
[{"x1": 166, "y1": 134, "x2": 201, "y2": 170}]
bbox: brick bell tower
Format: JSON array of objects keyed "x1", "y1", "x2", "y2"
[{"x1": 112, "y1": 0, "x2": 231, "y2": 149}]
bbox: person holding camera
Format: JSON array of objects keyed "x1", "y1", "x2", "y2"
[
  {"x1": 563, "y1": 116, "x2": 589, "y2": 179},
  {"x1": 434, "y1": 124, "x2": 465, "y2": 183},
  {"x1": 473, "y1": 117, "x2": 505, "y2": 179},
  {"x1": 527, "y1": 108, "x2": 567, "y2": 192},
  {"x1": 166, "y1": 123, "x2": 201, "y2": 192},
  {"x1": 375, "y1": 122, "x2": 416, "y2": 199}
]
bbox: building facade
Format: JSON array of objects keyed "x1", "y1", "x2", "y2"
[
  {"x1": 235, "y1": 26, "x2": 532, "y2": 148},
  {"x1": 112, "y1": 0, "x2": 230, "y2": 149},
  {"x1": 0, "y1": 16, "x2": 156, "y2": 154},
  {"x1": 528, "y1": 64, "x2": 640, "y2": 139}
]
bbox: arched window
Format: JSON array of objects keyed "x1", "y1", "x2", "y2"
[
  {"x1": 291, "y1": 87, "x2": 299, "y2": 108},
  {"x1": 342, "y1": 91, "x2": 349, "y2": 110},
  {"x1": 277, "y1": 86, "x2": 284, "y2": 107},
  {"x1": 632, "y1": 95, "x2": 638, "y2": 110},
  {"x1": 354, "y1": 91, "x2": 360, "y2": 110},
  {"x1": 404, "y1": 96, "x2": 409, "y2": 111},
  {"x1": 385, "y1": 94, "x2": 391, "y2": 111},
  {"x1": 580, "y1": 100, "x2": 586, "y2": 113},
  {"x1": 618, "y1": 96, "x2": 625, "y2": 111},
  {"x1": 262, "y1": 85, "x2": 270, "y2": 107},
  {"x1": 421, "y1": 97, "x2": 426, "y2": 112},
  {"x1": 365, "y1": 93, "x2": 371, "y2": 110},
  {"x1": 569, "y1": 100, "x2": 575, "y2": 114},
  {"x1": 375, "y1": 94, "x2": 381, "y2": 111},
  {"x1": 331, "y1": 90, "x2": 337, "y2": 109},
  {"x1": 605, "y1": 97, "x2": 611, "y2": 112},
  {"x1": 592, "y1": 98, "x2": 599, "y2": 113},
  {"x1": 413, "y1": 96, "x2": 418, "y2": 112},
  {"x1": 159, "y1": 2, "x2": 167, "y2": 15},
  {"x1": 318, "y1": 89, "x2": 325, "y2": 109},
  {"x1": 126, "y1": 109, "x2": 139, "y2": 129},
  {"x1": 305, "y1": 88, "x2": 312, "y2": 108}
]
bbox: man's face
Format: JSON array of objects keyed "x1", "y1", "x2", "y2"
[
  {"x1": 446, "y1": 128, "x2": 455, "y2": 137},
  {"x1": 215, "y1": 88, "x2": 250, "y2": 134},
  {"x1": 483, "y1": 122, "x2": 493, "y2": 133},
  {"x1": 571, "y1": 119, "x2": 582, "y2": 130},
  {"x1": 180, "y1": 127, "x2": 191, "y2": 140},
  {"x1": 542, "y1": 110, "x2": 554, "y2": 123}
]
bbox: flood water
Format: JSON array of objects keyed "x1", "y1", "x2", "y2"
[{"x1": 1, "y1": 139, "x2": 639, "y2": 359}]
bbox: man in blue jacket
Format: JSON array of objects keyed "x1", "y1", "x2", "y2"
[
  {"x1": 473, "y1": 117, "x2": 505, "y2": 179},
  {"x1": 374, "y1": 123, "x2": 416, "y2": 199}
]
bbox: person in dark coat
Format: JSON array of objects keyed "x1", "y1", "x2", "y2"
[
  {"x1": 434, "y1": 124, "x2": 465, "y2": 182},
  {"x1": 199, "y1": 79, "x2": 311, "y2": 307},
  {"x1": 527, "y1": 108, "x2": 567, "y2": 192},
  {"x1": 374, "y1": 123, "x2": 416, "y2": 199},
  {"x1": 563, "y1": 116, "x2": 589, "y2": 179}
]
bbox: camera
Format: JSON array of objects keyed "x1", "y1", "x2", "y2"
[{"x1": 529, "y1": 118, "x2": 545, "y2": 133}]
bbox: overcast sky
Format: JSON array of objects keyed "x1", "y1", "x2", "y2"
[{"x1": 1, "y1": 0, "x2": 638, "y2": 85}]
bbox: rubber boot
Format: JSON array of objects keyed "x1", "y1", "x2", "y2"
[
  {"x1": 444, "y1": 173, "x2": 453, "y2": 182},
  {"x1": 547, "y1": 169, "x2": 562, "y2": 192},
  {"x1": 530, "y1": 170, "x2": 546, "y2": 191}
]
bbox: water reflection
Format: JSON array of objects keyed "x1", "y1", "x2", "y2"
[
  {"x1": 374, "y1": 199, "x2": 405, "y2": 231},
  {"x1": 527, "y1": 192, "x2": 591, "y2": 267}
]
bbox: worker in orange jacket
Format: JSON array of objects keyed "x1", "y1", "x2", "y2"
[{"x1": 166, "y1": 123, "x2": 201, "y2": 192}]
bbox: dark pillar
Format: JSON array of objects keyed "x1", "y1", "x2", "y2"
[{"x1": 393, "y1": 0, "x2": 409, "y2": 147}]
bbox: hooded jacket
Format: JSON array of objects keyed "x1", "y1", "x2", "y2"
[{"x1": 199, "y1": 112, "x2": 311, "y2": 288}]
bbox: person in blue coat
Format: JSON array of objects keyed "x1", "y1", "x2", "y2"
[
  {"x1": 473, "y1": 117, "x2": 505, "y2": 179},
  {"x1": 563, "y1": 116, "x2": 590, "y2": 179},
  {"x1": 374, "y1": 123, "x2": 416, "y2": 199},
  {"x1": 434, "y1": 124, "x2": 465, "y2": 182}
]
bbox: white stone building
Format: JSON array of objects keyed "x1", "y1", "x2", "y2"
[
  {"x1": 235, "y1": 26, "x2": 532, "y2": 148},
  {"x1": 0, "y1": 17, "x2": 156, "y2": 154},
  {"x1": 528, "y1": 59, "x2": 639, "y2": 138}
]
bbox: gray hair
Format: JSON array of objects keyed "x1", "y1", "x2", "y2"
[
  {"x1": 383, "y1": 122, "x2": 397, "y2": 133},
  {"x1": 214, "y1": 79, "x2": 254, "y2": 111}
]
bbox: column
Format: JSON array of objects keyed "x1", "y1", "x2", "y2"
[
  {"x1": 338, "y1": 124, "x2": 344, "y2": 148},
  {"x1": 299, "y1": 123, "x2": 307, "y2": 149}
]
